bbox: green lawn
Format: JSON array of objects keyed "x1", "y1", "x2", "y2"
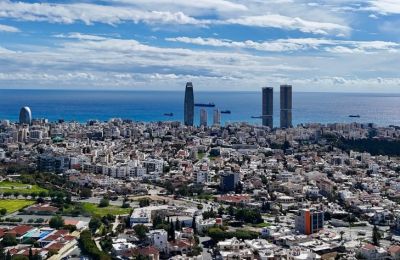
[
  {"x1": 81, "y1": 203, "x2": 131, "y2": 217},
  {"x1": 252, "y1": 222, "x2": 271, "y2": 228},
  {"x1": 0, "y1": 181, "x2": 48, "y2": 195},
  {"x1": 0, "y1": 199, "x2": 35, "y2": 213}
]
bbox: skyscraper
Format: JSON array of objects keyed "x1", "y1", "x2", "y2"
[
  {"x1": 213, "y1": 109, "x2": 221, "y2": 126},
  {"x1": 19, "y1": 106, "x2": 32, "y2": 125},
  {"x1": 200, "y1": 109, "x2": 207, "y2": 127},
  {"x1": 184, "y1": 82, "x2": 194, "y2": 126},
  {"x1": 262, "y1": 87, "x2": 273, "y2": 129},
  {"x1": 280, "y1": 85, "x2": 292, "y2": 128}
]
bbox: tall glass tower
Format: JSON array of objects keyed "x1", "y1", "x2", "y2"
[
  {"x1": 19, "y1": 106, "x2": 32, "y2": 125},
  {"x1": 280, "y1": 85, "x2": 292, "y2": 128},
  {"x1": 184, "y1": 82, "x2": 194, "y2": 126},
  {"x1": 262, "y1": 87, "x2": 273, "y2": 129}
]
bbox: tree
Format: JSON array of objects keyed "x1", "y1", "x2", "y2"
[
  {"x1": 80, "y1": 188, "x2": 92, "y2": 198},
  {"x1": 49, "y1": 215, "x2": 64, "y2": 229},
  {"x1": 175, "y1": 218, "x2": 181, "y2": 231},
  {"x1": 372, "y1": 225, "x2": 381, "y2": 246},
  {"x1": 139, "y1": 198, "x2": 150, "y2": 207},
  {"x1": 89, "y1": 216, "x2": 102, "y2": 233},
  {"x1": 38, "y1": 191, "x2": 47, "y2": 198},
  {"x1": 133, "y1": 224, "x2": 149, "y2": 240},
  {"x1": 30, "y1": 192, "x2": 37, "y2": 199},
  {"x1": 2, "y1": 234, "x2": 17, "y2": 246},
  {"x1": 340, "y1": 230, "x2": 345, "y2": 241},
  {"x1": 192, "y1": 216, "x2": 197, "y2": 235},
  {"x1": 0, "y1": 208, "x2": 7, "y2": 216},
  {"x1": 168, "y1": 220, "x2": 176, "y2": 242},
  {"x1": 99, "y1": 198, "x2": 110, "y2": 208}
]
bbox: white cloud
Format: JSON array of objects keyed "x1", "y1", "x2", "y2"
[
  {"x1": 0, "y1": 24, "x2": 20, "y2": 32},
  {"x1": 0, "y1": 1, "x2": 203, "y2": 26},
  {"x1": 166, "y1": 37, "x2": 400, "y2": 53},
  {"x1": 368, "y1": 0, "x2": 400, "y2": 14},
  {"x1": 225, "y1": 14, "x2": 350, "y2": 35},
  {"x1": 54, "y1": 33, "x2": 108, "y2": 41},
  {"x1": 0, "y1": 1, "x2": 350, "y2": 35},
  {"x1": 110, "y1": 0, "x2": 247, "y2": 13}
]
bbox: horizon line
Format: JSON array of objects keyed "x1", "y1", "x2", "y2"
[{"x1": 1, "y1": 88, "x2": 400, "y2": 95}]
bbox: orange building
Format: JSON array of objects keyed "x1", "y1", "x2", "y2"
[{"x1": 295, "y1": 209, "x2": 324, "y2": 235}]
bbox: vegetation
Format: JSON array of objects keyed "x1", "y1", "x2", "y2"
[
  {"x1": 98, "y1": 198, "x2": 110, "y2": 208},
  {"x1": 49, "y1": 215, "x2": 65, "y2": 229},
  {"x1": 207, "y1": 227, "x2": 259, "y2": 242},
  {"x1": 0, "y1": 199, "x2": 35, "y2": 213},
  {"x1": 133, "y1": 224, "x2": 149, "y2": 240},
  {"x1": 2, "y1": 234, "x2": 17, "y2": 246},
  {"x1": 89, "y1": 216, "x2": 102, "y2": 233},
  {"x1": 372, "y1": 225, "x2": 382, "y2": 246},
  {"x1": 81, "y1": 202, "x2": 131, "y2": 217},
  {"x1": 0, "y1": 181, "x2": 47, "y2": 195},
  {"x1": 138, "y1": 198, "x2": 151, "y2": 207},
  {"x1": 79, "y1": 230, "x2": 111, "y2": 260},
  {"x1": 80, "y1": 188, "x2": 92, "y2": 198},
  {"x1": 234, "y1": 208, "x2": 263, "y2": 224},
  {"x1": 252, "y1": 222, "x2": 271, "y2": 228},
  {"x1": 330, "y1": 136, "x2": 400, "y2": 156}
]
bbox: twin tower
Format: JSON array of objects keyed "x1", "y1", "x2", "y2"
[
  {"x1": 184, "y1": 82, "x2": 292, "y2": 128},
  {"x1": 262, "y1": 85, "x2": 292, "y2": 129}
]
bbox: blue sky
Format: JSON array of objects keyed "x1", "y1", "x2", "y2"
[{"x1": 0, "y1": 0, "x2": 400, "y2": 92}]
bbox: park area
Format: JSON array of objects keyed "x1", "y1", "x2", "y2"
[
  {"x1": 0, "y1": 181, "x2": 48, "y2": 195},
  {"x1": 0, "y1": 199, "x2": 35, "y2": 213},
  {"x1": 81, "y1": 202, "x2": 131, "y2": 217}
]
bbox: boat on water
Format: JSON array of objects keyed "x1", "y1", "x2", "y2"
[
  {"x1": 221, "y1": 110, "x2": 231, "y2": 114},
  {"x1": 349, "y1": 115, "x2": 361, "y2": 118},
  {"x1": 251, "y1": 116, "x2": 263, "y2": 119},
  {"x1": 164, "y1": 113, "x2": 174, "y2": 116},
  {"x1": 194, "y1": 102, "x2": 215, "y2": 107}
]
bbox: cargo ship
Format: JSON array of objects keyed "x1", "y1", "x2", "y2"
[
  {"x1": 194, "y1": 102, "x2": 215, "y2": 107},
  {"x1": 221, "y1": 110, "x2": 231, "y2": 114},
  {"x1": 164, "y1": 113, "x2": 174, "y2": 116},
  {"x1": 349, "y1": 115, "x2": 360, "y2": 118}
]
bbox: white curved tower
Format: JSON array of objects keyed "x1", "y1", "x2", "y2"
[{"x1": 19, "y1": 106, "x2": 32, "y2": 125}]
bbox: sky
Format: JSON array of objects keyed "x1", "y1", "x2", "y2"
[{"x1": 0, "y1": 0, "x2": 400, "y2": 92}]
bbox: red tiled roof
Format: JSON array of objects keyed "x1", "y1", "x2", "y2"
[
  {"x1": 9, "y1": 225, "x2": 34, "y2": 236},
  {"x1": 389, "y1": 245, "x2": 400, "y2": 254},
  {"x1": 46, "y1": 242, "x2": 65, "y2": 251},
  {"x1": 42, "y1": 230, "x2": 71, "y2": 242},
  {"x1": 363, "y1": 243, "x2": 376, "y2": 250},
  {"x1": 135, "y1": 246, "x2": 159, "y2": 256},
  {"x1": 64, "y1": 219, "x2": 79, "y2": 226}
]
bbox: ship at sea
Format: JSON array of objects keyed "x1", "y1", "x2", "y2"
[
  {"x1": 164, "y1": 113, "x2": 173, "y2": 116},
  {"x1": 194, "y1": 102, "x2": 215, "y2": 107},
  {"x1": 221, "y1": 110, "x2": 231, "y2": 114},
  {"x1": 349, "y1": 115, "x2": 360, "y2": 118}
]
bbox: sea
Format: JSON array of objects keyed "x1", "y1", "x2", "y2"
[{"x1": 1, "y1": 89, "x2": 400, "y2": 127}]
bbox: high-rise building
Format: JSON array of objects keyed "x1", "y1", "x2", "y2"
[
  {"x1": 213, "y1": 109, "x2": 221, "y2": 126},
  {"x1": 19, "y1": 106, "x2": 32, "y2": 125},
  {"x1": 220, "y1": 171, "x2": 240, "y2": 192},
  {"x1": 200, "y1": 109, "x2": 207, "y2": 127},
  {"x1": 184, "y1": 82, "x2": 194, "y2": 126},
  {"x1": 262, "y1": 87, "x2": 273, "y2": 129},
  {"x1": 295, "y1": 209, "x2": 324, "y2": 235},
  {"x1": 280, "y1": 85, "x2": 292, "y2": 128}
]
